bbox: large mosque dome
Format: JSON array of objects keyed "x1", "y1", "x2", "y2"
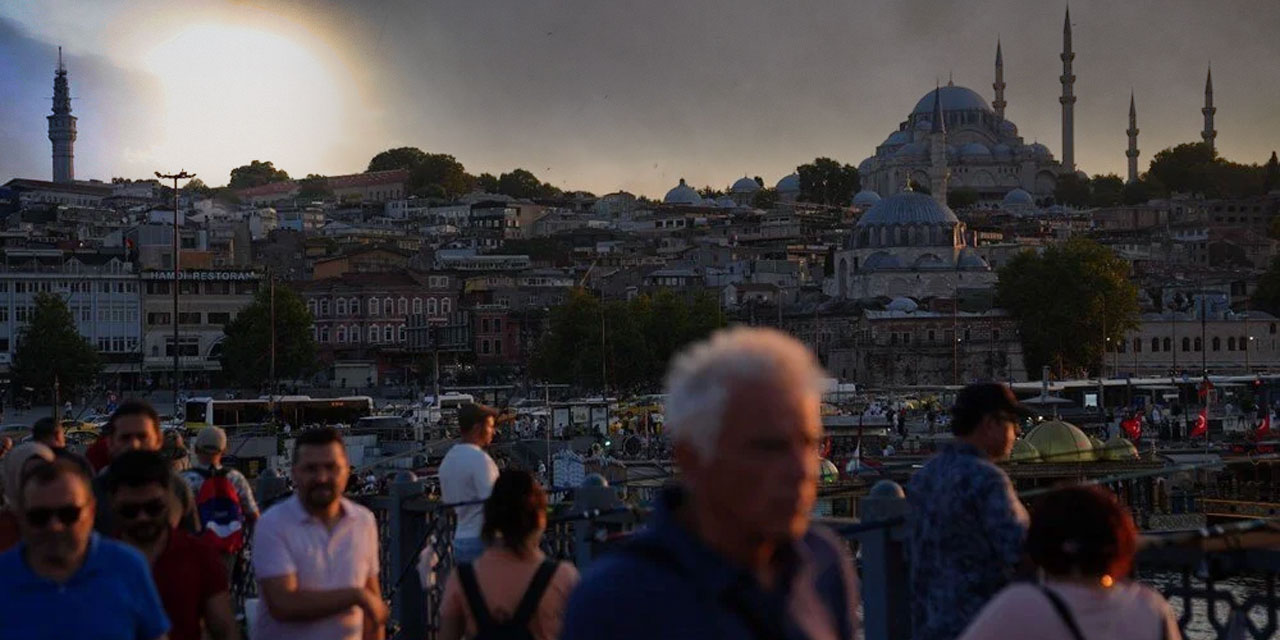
[
  {"x1": 1025, "y1": 420, "x2": 1095, "y2": 462},
  {"x1": 857, "y1": 191, "x2": 959, "y2": 227},
  {"x1": 731, "y1": 176, "x2": 761, "y2": 194},
  {"x1": 776, "y1": 173, "x2": 800, "y2": 193},
  {"x1": 910, "y1": 85, "x2": 993, "y2": 115}
]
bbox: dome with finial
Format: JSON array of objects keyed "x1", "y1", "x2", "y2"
[
  {"x1": 663, "y1": 178, "x2": 701, "y2": 205},
  {"x1": 1099, "y1": 435, "x2": 1139, "y2": 461},
  {"x1": 776, "y1": 173, "x2": 800, "y2": 193},
  {"x1": 910, "y1": 85, "x2": 993, "y2": 115},
  {"x1": 856, "y1": 191, "x2": 960, "y2": 228},
  {"x1": 1025, "y1": 420, "x2": 1095, "y2": 463},
  {"x1": 852, "y1": 189, "x2": 882, "y2": 208},
  {"x1": 731, "y1": 176, "x2": 761, "y2": 194}
]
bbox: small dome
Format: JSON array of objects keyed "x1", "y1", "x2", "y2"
[
  {"x1": 999, "y1": 120, "x2": 1018, "y2": 136},
  {"x1": 857, "y1": 191, "x2": 960, "y2": 227},
  {"x1": 1028, "y1": 142, "x2": 1052, "y2": 159},
  {"x1": 702, "y1": 197, "x2": 719, "y2": 207},
  {"x1": 960, "y1": 142, "x2": 992, "y2": 158},
  {"x1": 1009, "y1": 438, "x2": 1041, "y2": 463},
  {"x1": 852, "y1": 189, "x2": 882, "y2": 207},
  {"x1": 776, "y1": 173, "x2": 800, "y2": 193},
  {"x1": 819, "y1": 458, "x2": 840, "y2": 484},
  {"x1": 732, "y1": 176, "x2": 761, "y2": 194},
  {"x1": 886, "y1": 297, "x2": 919, "y2": 312},
  {"x1": 663, "y1": 178, "x2": 701, "y2": 205},
  {"x1": 957, "y1": 248, "x2": 989, "y2": 270},
  {"x1": 715, "y1": 196, "x2": 737, "y2": 208},
  {"x1": 1002, "y1": 188, "x2": 1034, "y2": 207},
  {"x1": 858, "y1": 157, "x2": 876, "y2": 174},
  {"x1": 1099, "y1": 436, "x2": 1140, "y2": 461},
  {"x1": 1025, "y1": 420, "x2": 1095, "y2": 463}
]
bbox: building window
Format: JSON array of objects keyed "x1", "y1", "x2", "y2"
[
  {"x1": 337, "y1": 298, "x2": 348, "y2": 315},
  {"x1": 494, "y1": 340, "x2": 502, "y2": 355},
  {"x1": 384, "y1": 326, "x2": 393, "y2": 342},
  {"x1": 1194, "y1": 337, "x2": 1202, "y2": 352},
  {"x1": 1163, "y1": 337, "x2": 1172, "y2": 351},
  {"x1": 1134, "y1": 338, "x2": 1141, "y2": 353},
  {"x1": 1151, "y1": 337, "x2": 1159, "y2": 352},
  {"x1": 1225, "y1": 337, "x2": 1233, "y2": 351},
  {"x1": 207, "y1": 312, "x2": 231, "y2": 325},
  {"x1": 369, "y1": 298, "x2": 380, "y2": 316},
  {"x1": 481, "y1": 339, "x2": 490, "y2": 354},
  {"x1": 493, "y1": 319, "x2": 502, "y2": 332},
  {"x1": 442, "y1": 298, "x2": 451, "y2": 313},
  {"x1": 178, "y1": 312, "x2": 201, "y2": 325},
  {"x1": 412, "y1": 298, "x2": 422, "y2": 314},
  {"x1": 397, "y1": 325, "x2": 406, "y2": 342},
  {"x1": 369, "y1": 325, "x2": 379, "y2": 343},
  {"x1": 428, "y1": 298, "x2": 438, "y2": 315},
  {"x1": 336, "y1": 326, "x2": 346, "y2": 343},
  {"x1": 383, "y1": 298, "x2": 393, "y2": 315},
  {"x1": 319, "y1": 299, "x2": 330, "y2": 316},
  {"x1": 319, "y1": 326, "x2": 329, "y2": 342},
  {"x1": 147, "y1": 312, "x2": 171, "y2": 325},
  {"x1": 1214, "y1": 337, "x2": 1222, "y2": 351},
  {"x1": 398, "y1": 298, "x2": 407, "y2": 315},
  {"x1": 350, "y1": 297, "x2": 360, "y2": 314},
  {"x1": 1182, "y1": 337, "x2": 1190, "y2": 352},
  {"x1": 307, "y1": 300, "x2": 317, "y2": 316},
  {"x1": 1241, "y1": 336, "x2": 1248, "y2": 351}
]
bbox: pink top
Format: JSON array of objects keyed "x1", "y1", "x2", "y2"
[
  {"x1": 958, "y1": 580, "x2": 1182, "y2": 640},
  {"x1": 441, "y1": 547, "x2": 581, "y2": 640},
  {"x1": 252, "y1": 496, "x2": 381, "y2": 640}
]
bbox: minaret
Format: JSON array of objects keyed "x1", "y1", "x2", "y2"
[
  {"x1": 1059, "y1": 7, "x2": 1076, "y2": 171},
  {"x1": 1201, "y1": 66, "x2": 1217, "y2": 153},
  {"x1": 47, "y1": 47, "x2": 77, "y2": 183},
  {"x1": 1126, "y1": 92, "x2": 1140, "y2": 183},
  {"x1": 928, "y1": 86, "x2": 950, "y2": 207},
  {"x1": 993, "y1": 39, "x2": 1006, "y2": 120}
]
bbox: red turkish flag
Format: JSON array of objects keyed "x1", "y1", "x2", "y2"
[
  {"x1": 1190, "y1": 407, "x2": 1208, "y2": 438},
  {"x1": 1121, "y1": 412, "x2": 1142, "y2": 440},
  {"x1": 1257, "y1": 413, "x2": 1272, "y2": 440}
]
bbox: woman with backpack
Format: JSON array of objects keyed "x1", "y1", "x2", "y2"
[
  {"x1": 439, "y1": 470, "x2": 580, "y2": 640},
  {"x1": 958, "y1": 485, "x2": 1181, "y2": 640}
]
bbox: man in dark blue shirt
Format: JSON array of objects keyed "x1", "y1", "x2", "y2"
[
  {"x1": 0, "y1": 458, "x2": 170, "y2": 640},
  {"x1": 562, "y1": 328, "x2": 859, "y2": 640},
  {"x1": 907, "y1": 383, "x2": 1030, "y2": 640}
]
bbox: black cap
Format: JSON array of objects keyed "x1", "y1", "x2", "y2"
[
  {"x1": 457, "y1": 402, "x2": 500, "y2": 431},
  {"x1": 953, "y1": 382, "x2": 1033, "y2": 419}
]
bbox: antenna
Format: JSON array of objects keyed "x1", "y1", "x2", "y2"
[{"x1": 57, "y1": 46, "x2": 64, "y2": 72}]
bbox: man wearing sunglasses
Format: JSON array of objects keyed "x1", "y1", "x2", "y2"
[
  {"x1": 108, "y1": 450, "x2": 238, "y2": 640},
  {"x1": 93, "y1": 399, "x2": 198, "y2": 536},
  {"x1": 0, "y1": 458, "x2": 171, "y2": 639}
]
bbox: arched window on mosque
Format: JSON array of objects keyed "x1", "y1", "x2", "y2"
[
  {"x1": 1213, "y1": 337, "x2": 1222, "y2": 351},
  {"x1": 1194, "y1": 337, "x2": 1202, "y2": 352},
  {"x1": 1151, "y1": 337, "x2": 1159, "y2": 352},
  {"x1": 1182, "y1": 337, "x2": 1190, "y2": 352},
  {"x1": 1163, "y1": 337, "x2": 1172, "y2": 351},
  {"x1": 1225, "y1": 337, "x2": 1233, "y2": 351}
]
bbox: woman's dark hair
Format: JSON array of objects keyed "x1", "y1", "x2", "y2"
[
  {"x1": 1027, "y1": 485, "x2": 1138, "y2": 579},
  {"x1": 480, "y1": 470, "x2": 547, "y2": 557}
]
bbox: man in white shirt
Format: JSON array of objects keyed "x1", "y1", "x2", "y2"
[
  {"x1": 253, "y1": 426, "x2": 386, "y2": 640},
  {"x1": 438, "y1": 403, "x2": 499, "y2": 564}
]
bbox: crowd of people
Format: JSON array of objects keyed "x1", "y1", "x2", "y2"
[{"x1": 0, "y1": 327, "x2": 1184, "y2": 640}]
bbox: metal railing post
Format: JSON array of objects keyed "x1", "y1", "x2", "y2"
[
  {"x1": 858, "y1": 480, "x2": 912, "y2": 640},
  {"x1": 389, "y1": 473, "x2": 426, "y2": 639}
]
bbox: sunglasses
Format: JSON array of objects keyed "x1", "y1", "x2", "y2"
[
  {"x1": 24, "y1": 503, "x2": 85, "y2": 528},
  {"x1": 116, "y1": 499, "x2": 168, "y2": 520}
]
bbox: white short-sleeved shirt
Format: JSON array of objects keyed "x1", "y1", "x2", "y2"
[
  {"x1": 438, "y1": 443, "x2": 499, "y2": 539},
  {"x1": 252, "y1": 495, "x2": 381, "y2": 640}
]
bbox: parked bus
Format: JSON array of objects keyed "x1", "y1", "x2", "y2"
[{"x1": 184, "y1": 395, "x2": 375, "y2": 431}]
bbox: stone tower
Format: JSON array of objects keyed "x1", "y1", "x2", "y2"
[
  {"x1": 47, "y1": 47, "x2": 77, "y2": 184},
  {"x1": 928, "y1": 86, "x2": 950, "y2": 207},
  {"x1": 993, "y1": 39, "x2": 1006, "y2": 120},
  {"x1": 1126, "y1": 92, "x2": 1140, "y2": 183},
  {"x1": 1059, "y1": 7, "x2": 1076, "y2": 171},
  {"x1": 1201, "y1": 67, "x2": 1217, "y2": 153}
]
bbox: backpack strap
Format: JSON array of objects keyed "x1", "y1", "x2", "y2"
[
  {"x1": 1039, "y1": 585, "x2": 1087, "y2": 640},
  {"x1": 509, "y1": 559, "x2": 560, "y2": 628},
  {"x1": 456, "y1": 563, "x2": 496, "y2": 631}
]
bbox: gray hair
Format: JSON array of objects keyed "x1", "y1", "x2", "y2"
[{"x1": 663, "y1": 327, "x2": 827, "y2": 458}]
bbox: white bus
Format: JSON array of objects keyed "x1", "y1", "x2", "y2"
[{"x1": 184, "y1": 395, "x2": 375, "y2": 432}]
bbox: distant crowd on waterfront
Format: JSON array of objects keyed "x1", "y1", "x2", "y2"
[{"x1": 0, "y1": 327, "x2": 1183, "y2": 640}]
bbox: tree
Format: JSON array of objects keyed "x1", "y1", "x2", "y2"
[
  {"x1": 1121, "y1": 177, "x2": 1158, "y2": 205},
  {"x1": 220, "y1": 284, "x2": 317, "y2": 388},
  {"x1": 1053, "y1": 173, "x2": 1092, "y2": 207},
  {"x1": 297, "y1": 174, "x2": 332, "y2": 201},
  {"x1": 1089, "y1": 174, "x2": 1125, "y2": 207},
  {"x1": 182, "y1": 178, "x2": 214, "y2": 198},
  {"x1": 497, "y1": 168, "x2": 560, "y2": 199},
  {"x1": 12, "y1": 293, "x2": 101, "y2": 401},
  {"x1": 475, "y1": 173, "x2": 499, "y2": 193},
  {"x1": 367, "y1": 147, "x2": 430, "y2": 173},
  {"x1": 1146, "y1": 142, "x2": 1265, "y2": 198},
  {"x1": 1252, "y1": 256, "x2": 1280, "y2": 316},
  {"x1": 697, "y1": 186, "x2": 724, "y2": 199},
  {"x1": 946, "y1": 187, "x2": 979, "y2": 210},
  {"x1": 1264, "y1": 151, "x2": 1279, "y2": 193},
  {"x1": 796, "y1": 157, "x2": 860, "y2": 207},
  {"x1": 228, "y1": 160, "x2": 291, "y2": 190},
  {"x1": 410, "y1": 154, "x2": 474, "y2": 198},
  {"x1": 751, "y1": 187, "x2": 779, "y2": 210},
  {"x1": 531, "y1": 289, "x2": 724, "y2": 391},
  {"x1": 996, "y1": 238, "x2": 1140, "y2": 379}
]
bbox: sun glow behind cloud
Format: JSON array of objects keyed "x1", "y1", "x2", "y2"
[{"x1": 140, "y1": 23, "x2": 346, "y2": 181}]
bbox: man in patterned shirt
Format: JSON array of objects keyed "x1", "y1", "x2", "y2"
[{"x1": 907, "y1": 383, "x2": 1031, "y2": 640}]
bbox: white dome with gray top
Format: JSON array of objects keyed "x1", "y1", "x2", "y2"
[{"x1": 663, "y1": 178, "x2": 701, "y2": 205}]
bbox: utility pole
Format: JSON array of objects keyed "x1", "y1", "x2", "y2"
[{"x1": 155, "y1": 170, "x2": 194, "y2": 422}]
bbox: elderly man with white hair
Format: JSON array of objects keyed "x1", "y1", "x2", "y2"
[{"x1": 561, "y1": 327, "x2": 860, "y2": 640}]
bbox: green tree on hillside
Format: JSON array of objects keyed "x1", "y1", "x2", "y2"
[
  {"x1": 497, "y1": 169, "x2": 560, "y2": 199},
  {"x1": 1053, "y1": 173, "x2": 1092, "y2": 207},
  {"x1": 228, "y1": 160, "x2": 291, "y2": 190},
  {"x1": 1146, "y1": 142, "x2": 1265, "y2": 198},
  {"x1": 1089, "y1": 174, "x2": 1125, "y2": 207},
  {"x1": 997, "y1": 238, "x2": 1140, "y2": 379},
  {"x1": 797, "y1": 157, "x2": 860, "y2": 207},
  {"x1": 220, "y1": 285, "x2": 316, "y2": 388},
  {"x1": 12, "y1": 293, "x2": 101, "y2": 401}
]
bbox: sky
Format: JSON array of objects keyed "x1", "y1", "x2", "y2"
[{"x1": 2, "y1": 0, "x2": 1278, "y2": 199}]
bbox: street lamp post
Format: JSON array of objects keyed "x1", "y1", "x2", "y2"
[{"x1": 155, "y1": 170, "x2": 194, "y2": 422}]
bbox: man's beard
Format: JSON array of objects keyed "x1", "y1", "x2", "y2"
[
  {"x1": 31, "y1": 530, "x2": 81, "y2": 562},
  {"x1": 302, "y1": 482, "x2": 339, "y2": 509}
]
